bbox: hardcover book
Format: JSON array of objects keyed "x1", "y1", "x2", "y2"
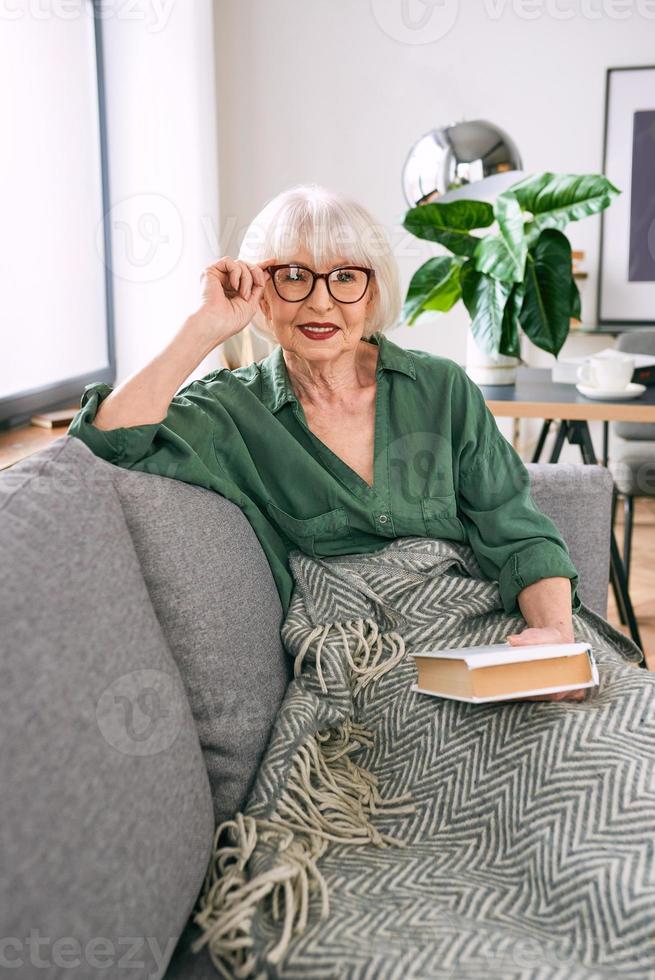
[{"x1": 411, "y1": 642, "x2": 598, "y2": 703}]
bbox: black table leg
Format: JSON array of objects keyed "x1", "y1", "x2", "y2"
[
  {"x1": 572, "y1": 423, "x2": 629, "y2": 629},
  {"x1": 609, "y1": 563, "x2": 628, "y2": 627},
  {"x1": 532, "y1": 419, "x2": 552, "y2": 463},
  {"x1": 610, "y1": 486, "x2": 627, "y2": 626},
  {"x1": 573, "y1": 421, "x2": 644, "y2": 656},
  {"x1": 548, "y1": 421, "x2": 568, "y2": 462},
  {"x1": 609, "y1": 535, "x2": 643, "y2": 654}
]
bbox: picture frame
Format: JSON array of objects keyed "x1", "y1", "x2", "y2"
[{"x1": 597, "y1": 65, "x2": 655, "y2": 326}]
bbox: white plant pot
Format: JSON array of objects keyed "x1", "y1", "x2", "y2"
[{"x1": 465, "y1": 324, "x2": 519, "y2": 385}]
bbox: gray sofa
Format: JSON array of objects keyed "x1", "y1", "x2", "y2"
[{"x1": 0, "y1": 435, "x2": 615, "y2": 979}]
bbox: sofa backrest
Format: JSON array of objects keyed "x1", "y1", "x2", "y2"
[
  {"x1": 526, "y1": 461, "x2": 612, "y2": 617},
  {"x1": 0, "y1": 436, "x2": 215, "y2": 979}
]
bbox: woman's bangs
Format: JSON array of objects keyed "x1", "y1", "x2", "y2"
[{"x1": 268, "y1": 203, "x2": 371, "y2": 271}]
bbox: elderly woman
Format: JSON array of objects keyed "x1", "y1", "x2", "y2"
[{"x1": 68, "y1": 184, "x2": 584, "y2": 701}]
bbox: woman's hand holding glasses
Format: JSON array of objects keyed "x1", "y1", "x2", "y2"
[{"x1": 195, "y1": 255, "x2": 276, "y2": 344}]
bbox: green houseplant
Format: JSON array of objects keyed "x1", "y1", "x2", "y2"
[{"x1": 401, "y1": 172, "x2": 620, "y2": 360}]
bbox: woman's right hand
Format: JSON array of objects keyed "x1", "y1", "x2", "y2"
[{"x1": 194, "y1": 255, "x2": 276, "y2": 343}]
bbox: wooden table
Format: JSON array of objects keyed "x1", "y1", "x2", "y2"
[
  {"x1": 478, "y1": 367, "x2": 655, "y2": 655},
  {"x1": 482, "y1": 368, "x2": 655, "y2": 422}
]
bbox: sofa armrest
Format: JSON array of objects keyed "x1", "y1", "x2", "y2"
[{"x1": 526, "y1": 463, "x2": 613, "y2": 618}]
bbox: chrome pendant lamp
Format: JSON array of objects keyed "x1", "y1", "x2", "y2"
[{"x1": 402, "y1": 119, "x2": 524, "y2": 206}]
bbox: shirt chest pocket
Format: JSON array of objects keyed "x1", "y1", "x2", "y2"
[
  {"x1": 265, "y1": 501, "x2": 351, "y2": 557},
  {"x1": 421, "y1": 493, "x2": 467, "y2": 540}
]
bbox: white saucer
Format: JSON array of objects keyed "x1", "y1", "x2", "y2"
[{"x1": 576, "y1": 381, "x2": 646, "y2": 400}]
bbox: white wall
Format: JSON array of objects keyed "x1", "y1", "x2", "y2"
[
  {"x1": 101, "y1": 0, "x2": 221, "y2": 390},
  {"x1": 213, "y1": 0, "x2": 654, "y2": 459}
]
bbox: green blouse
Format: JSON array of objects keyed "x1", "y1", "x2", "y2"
[{"x1": 67, "y1": 331, "x2": 581, "y2": 619}]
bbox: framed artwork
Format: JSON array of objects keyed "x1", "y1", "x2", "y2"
[{"x1": 597, "y1": 65, "x2": 655, "y2": 326}]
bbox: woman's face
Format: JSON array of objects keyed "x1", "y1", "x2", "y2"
[{"x1": 258, "y1": 245, "x2": 377, "y2": 362}]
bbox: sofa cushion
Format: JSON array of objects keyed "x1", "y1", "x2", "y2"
[
  {"x1": 66, "y1": 435, "x2": 292, "y2": 825},
  {"x1": 0, "y1": 437, "x2": 214, "y2": 979}
]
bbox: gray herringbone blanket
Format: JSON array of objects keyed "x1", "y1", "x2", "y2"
[{"x1": 192, "y1": 538, "x2": 655, "y2": 979}]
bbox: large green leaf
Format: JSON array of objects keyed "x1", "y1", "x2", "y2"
[
  {"x1": 509, "y1": 172, "x2": 620, "y2": 242},
  {"x1": 499, "y1": 281, "x2": 524, "y2": 358},
  {"x1": 421, "y1": 266, "x2": 463, "y2": 313},
  {"x1": 474, "y1": 191, "x2": 527, "y2": 283},
  {"x1": 519, "y1": 228, "x2": 573, "y2": 356},
  {"x1": 402, "y1": 200, "x2": 494, "y2": 257},
  {"x1": 460, "y1": 260, "x2": 513, "y2": 357},
  {"x1": 402, "y1": 256, "x2": 463, "y2": 325}
]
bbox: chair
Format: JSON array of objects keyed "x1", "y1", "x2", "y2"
[{"x1": 609, "y1": 329, "x2": 655, "y2": 587}]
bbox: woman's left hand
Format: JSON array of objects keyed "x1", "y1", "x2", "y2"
[{"x1": 505, "y1": 626, "x2": 588, "y2": 702}]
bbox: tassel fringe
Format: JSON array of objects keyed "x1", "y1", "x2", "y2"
[
  {"x1": 294, "y1": 616, "x2": 408, "y2": 695},
  {"x1": 190, "y1": 621, "x2": 414, "y2": 978}
]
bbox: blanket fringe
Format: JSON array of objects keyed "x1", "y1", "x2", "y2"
[
  {"x1": 294, "y1": 616, "x2": 408, "y2": 695},
  {"x1": 190, "y1": 717, "x2": 415, "y2": 978}
]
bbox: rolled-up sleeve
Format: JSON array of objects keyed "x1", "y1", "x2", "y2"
[
  {"x1": 453, "y1": 370, "x2": 581, "y2": 615},
  {"x1": 66, "y1": 379, "x2": 222, "y2": 485}
]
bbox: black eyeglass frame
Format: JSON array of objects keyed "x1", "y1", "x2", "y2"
[{"x1": 265, "y1": 263, "x2": 376, "y2": 304}]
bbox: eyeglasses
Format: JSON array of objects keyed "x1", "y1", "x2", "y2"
[{"x1": 265, "y1": 263, "x2": 375, "y2": 304}]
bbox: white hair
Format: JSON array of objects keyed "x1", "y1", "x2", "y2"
[{"x1": 238, "y1": 183, "x2": 402, "y2": 341}]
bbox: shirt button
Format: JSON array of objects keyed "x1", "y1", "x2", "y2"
[{"x1": 378, "y1": 514, "x2": 389, "y2": 524}]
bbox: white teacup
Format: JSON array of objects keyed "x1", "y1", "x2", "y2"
[{"x1": 577, "y1": 353, "x2": 635, "y2": 391}]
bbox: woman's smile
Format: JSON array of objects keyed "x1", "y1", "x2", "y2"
[{"x1": 297, "y1": 323, "x2": 340, "y2": 340}]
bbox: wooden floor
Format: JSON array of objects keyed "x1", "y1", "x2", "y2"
[{"x1": 606, "y1": 497, "x2": 655, "y2": 671}]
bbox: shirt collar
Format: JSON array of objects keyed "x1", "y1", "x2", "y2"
[{"x1": 258, "y1": 332, "x2": 416, "y2": 414}]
